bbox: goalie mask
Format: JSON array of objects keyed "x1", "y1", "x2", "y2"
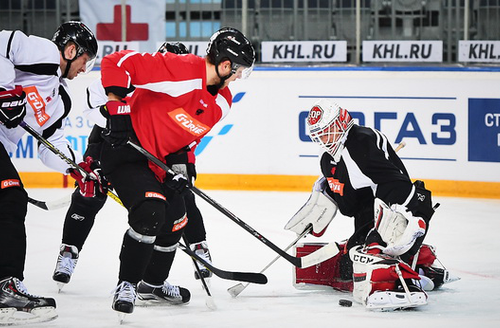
[{"x1": 307, "y1": 99, "x2": 354, "y2": 162}]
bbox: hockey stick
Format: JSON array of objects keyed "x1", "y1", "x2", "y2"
[
  {"x1": 127, "y1": 139, "x2": 339, "y2": 269},
  {"x1": 394, "y1": 141, "x2": 406, "y2": 153},
  {"x1": 178, "y1": 241, "x2": 267, "y2": 284},
  {"x1": 227, "y1": 225, "x2": 313, "y2": 298},
  {"x1": 27, "y1": 194, "x2": 72, "y2": 211},
  {"x1": 19, "y1": 121, "x2": 123, "y2": 207},
  {"x1": 182, "y1": 235, "x2": 217, "y2": 310}
]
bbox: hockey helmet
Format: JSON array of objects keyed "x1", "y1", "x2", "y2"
[
  {"x1": 207, "y1": 27, "x2": 255, "y2": 79},
  {"x1": 307, "y1": 99, "x2": 354, "y2": 162},
  {"x1": 53, "y1": 21, "x2": 98, "y2": 73}
]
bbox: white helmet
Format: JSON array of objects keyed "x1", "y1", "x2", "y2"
[{"x1": 306, "y1": 99, "x2": 354, "y2": 162}]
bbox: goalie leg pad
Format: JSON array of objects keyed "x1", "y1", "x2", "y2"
[{"x1": 349, "y1": 246, "x2": 426, "y2": 310}]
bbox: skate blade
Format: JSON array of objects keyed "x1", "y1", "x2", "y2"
[
  {"x1": 0, "y1": 306, "x2": 58, "y2": 325},
  {"x1": 56, "y1": 282, "x2": 66, "y2": 293},
  {"x1": 117, "y1": 312, "x2": 127, "y2": 325}
]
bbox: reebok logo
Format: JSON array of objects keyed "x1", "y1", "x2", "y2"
[
  {"x1": 71, "y1": 213, "x2": 85, "y2": 221},
  {"x1": 1, "y1": 179, "x2": 20, "y2": 189}
]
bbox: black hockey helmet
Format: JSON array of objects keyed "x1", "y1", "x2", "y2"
[
  {"x1": 52, "y1": 21, "x2": 98, "y2": 60},
  {"x1": 207, "y1": 27, "x2": 255, "y2": 79}
]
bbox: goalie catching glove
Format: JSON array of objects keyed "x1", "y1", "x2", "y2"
[
  {"x1": 285, "y1": 177, "x2": 338, "y2": 237},
  {"x1": 68, "y1": 156, "x2": 108, "y2": 198}
]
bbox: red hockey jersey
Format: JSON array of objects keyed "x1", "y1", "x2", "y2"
[{"x1": 101, "y1": 50, "x2": 232, "y2": 180}]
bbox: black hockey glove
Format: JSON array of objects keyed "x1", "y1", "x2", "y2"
[
  {"x1": 0, "y1": 85, "x2": 27, "y2": 129},
  {"x1": 164, "y1": 172, "x2": 190, "y2": 195},
  {"x1": 165, "y1": 150, "x2": 196, "y2": 187},
  {"x1": 100, "y1": 100, "x2": 133, "y2": 147},
  {"x1": 158, "y1": 41, "x2": 190, "y2": 55}
]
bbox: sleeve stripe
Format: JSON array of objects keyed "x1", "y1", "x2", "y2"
[
  {"x1": 6, "y1": 30, "x2": 15, "y2": 59},
  {"x1": 134, "y1": 79, "x2": 203, "y2": 97},
  {"x1": 117, "y1": 51, "x2": 140, "y2": 67}
]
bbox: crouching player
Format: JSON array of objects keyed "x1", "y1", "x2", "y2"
[{"x1": 285, "y1": 99, "x2": 457, "y2": 310}]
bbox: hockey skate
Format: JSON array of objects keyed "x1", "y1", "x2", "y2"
[
  {"x1": 190, "y1": 241, "x2": 213, "y2": 280},
  {"x1": 52, "y1": 244, "x2": 79, "y2": 292},
  {"x1": 112, "y1": 280, "x2": 137, "y2": 317},
  {"x1": 413, "y1": 244, "x2": 460, "y2": 291},
  {"x1": 0, "y1": 277, "x2": 57, "y2": 326},
  {"x1": 137, "y1": 280, "x2": 190, "y2": 305}
]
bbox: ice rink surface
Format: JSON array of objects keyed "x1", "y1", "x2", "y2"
[{"x1": 21, "y1": 188, "x2": 500, "y2": 328}]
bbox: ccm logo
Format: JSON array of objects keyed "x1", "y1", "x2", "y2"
[{"x1": 1, "y1": 179, "x2": 21, "y2": 189}]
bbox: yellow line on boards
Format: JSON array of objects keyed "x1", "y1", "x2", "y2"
[{"x1": 18, "y1": 172, "x2": 500, "y2": 199}]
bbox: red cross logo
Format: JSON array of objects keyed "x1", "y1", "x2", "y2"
[{"x1": 96, "y1": 5, "x2": 148, "y2": 41}]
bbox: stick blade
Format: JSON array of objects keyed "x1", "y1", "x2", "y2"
[
  {"x1": 298, "y1": 242, "x2": 340, "y2": 268},
  {"x1": 227, "y1": 283, "x2": 246, "y2": 298}
]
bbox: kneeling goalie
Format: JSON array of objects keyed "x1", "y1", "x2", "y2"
[{"x1": 285, "y1": 100, "x2": 458, "y2": 311}]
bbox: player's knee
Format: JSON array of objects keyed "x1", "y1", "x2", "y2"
[
  {"x1": 68, "y1": 189, "x2": 106, "y2": 217},
  {"x1": 129, "y1": 199, "x2": 166, "y2": 236},
  {"x1": 0, "y1": 186, "x2": 28, "y2": 221}
]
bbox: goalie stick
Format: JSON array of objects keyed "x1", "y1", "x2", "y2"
[
  {"x1": 19, "y1": 121, "x2": 123, "y2": 207},
  {"x1": 127, "y1": 140, "x2": 340, "y2": 269},
  {"x1": 178, "y1": 241, "x2": 267, "y2": 284},
  {"x1": 227, "y1": 225, "x2": 313, "y2": 298},
  {"x1": 27, "y1": 194, "x2": 71, "y2": 211}
]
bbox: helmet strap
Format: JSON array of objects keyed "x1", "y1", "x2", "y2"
[{"x1": 210, "y1": 61, "x2": 233, "y2": 92}]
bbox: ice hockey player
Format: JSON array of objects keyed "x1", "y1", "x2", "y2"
[
  {"x1": 285, "y1": 99, "x2": 455, "y2": 311},
  {"x1": 52, "y1": 43, "x2": 213, "y2": 295},
  {"x1": 97, "y1": 27, "x2": 255, "y2": 317},
  {"x1": 0, "y1": 21, "x2": 97, "y2": 325}
]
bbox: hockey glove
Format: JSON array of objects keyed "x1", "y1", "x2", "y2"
[
  {"x1": 158, "y1": 41, "x2": 190, "y2": 55},
  {"x1": 68, "y1": 156, "x2": 109, "y2": 198},
  {"x1": 100, "y1": 100, "x2": 133, "y2": 147},
  {"x1": 164, "y1": 172, "x2": 190, "y2": 195},
  {"x1": 0, "y1": 85, "x2": 27, "y2": 129}
]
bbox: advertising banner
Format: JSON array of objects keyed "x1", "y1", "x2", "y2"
[{"x1": 362, "y1": 41, "x2": 443, "y2": 62}]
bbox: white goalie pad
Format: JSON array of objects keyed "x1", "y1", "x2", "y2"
[
  {"x1": 374, "y1": 198, "x2": 426, "y2": 256},
  {"x1": 285, "y1": 178, "x2": 338, "y2": 236}
]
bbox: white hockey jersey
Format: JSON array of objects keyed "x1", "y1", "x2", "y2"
[{"x1": 0, "y1": 30, "x2": 82, "y2": 173}]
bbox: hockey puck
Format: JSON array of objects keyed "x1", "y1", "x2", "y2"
[{"x1": 339, "y1": 299, "x2": 352, "y2": 307}]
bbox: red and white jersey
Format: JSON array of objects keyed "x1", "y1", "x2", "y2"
[
  {"x1": 101, "y1": 50, "x2": 232, "y2": 180},
  {"x1": 0, "y1": 30, "x2": 81, "y2": 173}
]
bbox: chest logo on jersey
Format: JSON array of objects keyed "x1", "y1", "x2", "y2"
[
  {"x1": 327, "y1": 177, "x2": 344, "y2": 196},
  {"x1": 24, "y1": 86, "x2": 50, "y2": 126},
  {"x1": 168, "y1": 108, "x2": 210, "y2": 136}
]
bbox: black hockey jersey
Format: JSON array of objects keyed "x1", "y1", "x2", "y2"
[{"x1": 320, "y1": 125, "x2": 414, "y2": 244}]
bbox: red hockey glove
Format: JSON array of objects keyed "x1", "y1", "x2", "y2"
[
  {"x1": 100, "y1": 100, "x2": 133, "y2": 147},
  {"x1": 0, "y1": 85, "x2": 27, "y2": 129},
  {"x1": 69, "y1": 156, "x2": 108, "y2": 198}
]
